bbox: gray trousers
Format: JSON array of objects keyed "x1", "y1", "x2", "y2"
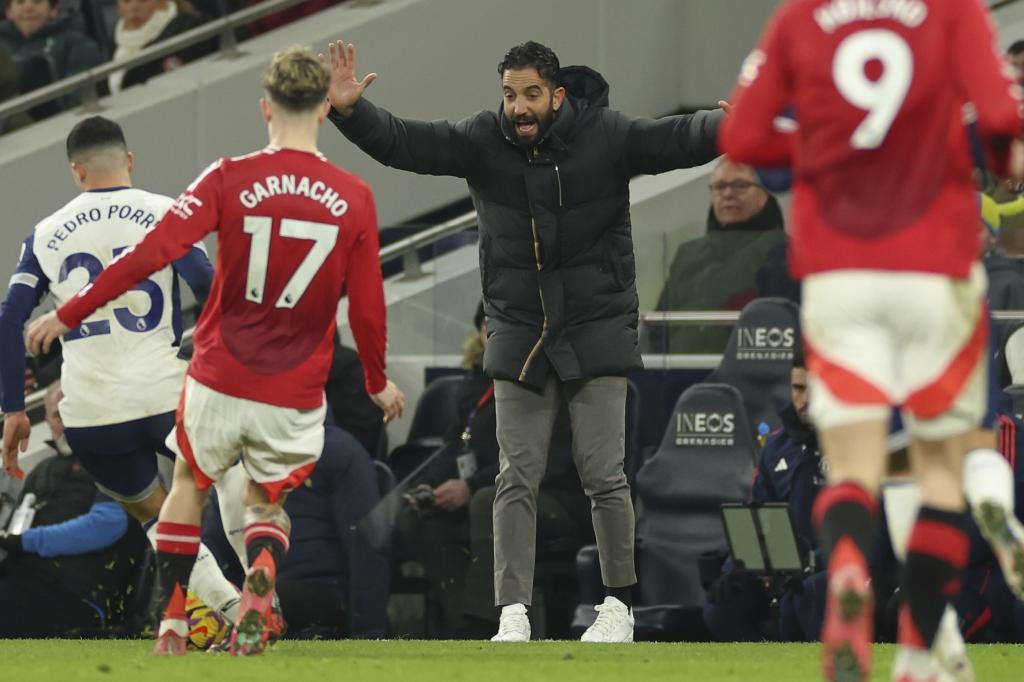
[{"x1": 493, "y1": 374, "x2": 636, "y2": 606}]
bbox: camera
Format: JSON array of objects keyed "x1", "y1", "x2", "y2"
[{"x1": 403, "y1": 484, "x2": 436, "y2": 516}]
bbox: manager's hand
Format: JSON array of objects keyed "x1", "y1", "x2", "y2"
[{"x1": 321, "y1": 40, "x2": 377, "y2": 117}]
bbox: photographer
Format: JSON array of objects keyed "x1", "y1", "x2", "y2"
[
  {"x1": 703, "y1": 351, "x2": 827, "y2": 642},
  {"x1": 395, "y1": 301, "x2": 590, "y2": 638}
]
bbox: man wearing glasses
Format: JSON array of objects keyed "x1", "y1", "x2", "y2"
[{"x1": 645, "y1": 159, "x2": 795, "y2": 354}]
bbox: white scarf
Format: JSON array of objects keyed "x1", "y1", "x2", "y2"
[{"x1": 108, "y1": 1, "x2": 178, "y2": 94}]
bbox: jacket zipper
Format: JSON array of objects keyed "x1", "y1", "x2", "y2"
[
  {"x1": 555, "y1": 164, "x2": 563, "y2": 207},
  {"x1": 518, "y1": 215, "x2": 548, "y2": 381}
]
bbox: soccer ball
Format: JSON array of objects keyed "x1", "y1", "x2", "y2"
[{"x1": 185, "y1": 592, "x2": 231, "y2": 650}]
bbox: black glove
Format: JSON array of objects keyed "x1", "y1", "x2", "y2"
[
  {"x1": 707, "y1": 572, "x2": 745, "y2": 604},
  {"x1": 0, "y1": 533, "x2": 23, "y2": 556}
]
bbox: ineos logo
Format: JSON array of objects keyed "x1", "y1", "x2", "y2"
[
  {"x1": 737, "y1": 327, "x2": 795, "y2": 349},
  {"x1": 677, "y1": 412, "x2": 735, "y2": 434},
  {"x1": 675, "y1": 411, "x2": 736, "y2": 447},
  {"x1": 736, "y1": 325, "x2": 795, "y2": 361}
]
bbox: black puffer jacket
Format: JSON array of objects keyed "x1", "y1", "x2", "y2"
[{"x1": 330, "y1": 67, "x2": 722, "y2": 388}]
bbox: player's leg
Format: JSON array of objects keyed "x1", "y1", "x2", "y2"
[
  {"x1": 151, "y1": 413, "x2": 243, "y2": 627},
  {"x1": 883, "y1": 478, "x2": 974, "y2": 682},
  {"x1": 894, "y1": 264, "x2": 988, "y2": 681},
  {"x1": 231, "y1": 480, "x2": 292, "y2": 656},
  {"x1": 963, "y1": 428, "x2": 1024, "y2": 598},
  {"x1": 64, "y1": 419, "x2": 168, "y2": 524},
  {"x1": 230, "y1": 398, "x2": 323, "y2": 656},
  {"x1": 802, "y1": 270, "x2": 895, "y2": 682},
  {"x1": 152, "y1": 455, "x2": 211, "y2": 655},
  {"x1": 152, "y1": 377, "x2": 246, "y2": 655},
  {"x1": 814, "y1": 418, "x2": 887, "y2": 682}
]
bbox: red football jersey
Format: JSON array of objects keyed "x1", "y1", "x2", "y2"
[
  {"x1": 720, "y1": 0, "x2": 1021, "y2": 278},
  {"x1": 60, "y1": 147, "x2": 387, "y2": 409}
]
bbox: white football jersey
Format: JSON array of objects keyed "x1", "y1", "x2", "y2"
[{"x1": 31, "y1": 188, "x2": 191, "y2": 427}]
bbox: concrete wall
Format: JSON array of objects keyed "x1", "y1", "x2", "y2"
[{"x1": 0, "y1": 0, "x2": 781, "y2": 280}]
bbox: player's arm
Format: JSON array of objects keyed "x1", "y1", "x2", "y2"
[
  {"x1": 0, "y1": 235, "x2": 50, "y2": 478},
  {"x1": 608, "y1": 108, "x2": 724, "y2": 177},
  {"x1": 27, "y1": 164, "x2": 224, "y2": 354},
  {"x1": 718, "y1": 6, "x2": 794, "y2": 167},
  {"x1": 324, "y1": 40, "x2": 477, "y2": 179},
  {"x1": 171, "y1": 243, "x2": 214, "y2": 306},
  {"x1": 952, "y1": 0, "x2": 1022, "y2": 172},
  {"x1": 346, "y1": 187, "x2": 405, "y2": 421}
]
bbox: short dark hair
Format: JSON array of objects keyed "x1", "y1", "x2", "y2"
[
  {"x1": 1009, "y1": 40, "x2": 1024, "y2": 56},
  {"x1": 66, "y1": 116, "x2": 127, "y2": 161},
  {"x1": 497, "y1": 41, "x2": 560, "y2": 87}
]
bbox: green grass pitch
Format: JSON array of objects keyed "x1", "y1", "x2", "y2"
[{"x1": 1, "y1": 640, "x2": 1022, "y2": 681}]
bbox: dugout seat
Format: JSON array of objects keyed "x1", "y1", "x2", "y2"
[
  {"x1": 571, "y1": 383, "x2": 757, "y2": 640},
  {"x1": 387, "y1": 374, "x2": 464, "y2": 481},
  {"x1": 704, "y1": 297, "x2": 800, "y2": 433}
]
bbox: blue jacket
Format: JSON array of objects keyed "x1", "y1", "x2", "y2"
[{"x1": 752, "y1": 403, "x2": 826, "y2": 566}]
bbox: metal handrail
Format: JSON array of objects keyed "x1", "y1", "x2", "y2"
[
  {"x1": 0, "y1": 0, "x2": 315, "y2": 121},
  {"x1": 641, "y1": 310, "x2": 1024, "y2": 325}
]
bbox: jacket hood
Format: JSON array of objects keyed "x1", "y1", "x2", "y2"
[
  {"x1": 559, "y1": 65, "x2": 609, "y2": 113},
  {"x1": 707, "y1": 192, "x2": 785, "y2": 232}
]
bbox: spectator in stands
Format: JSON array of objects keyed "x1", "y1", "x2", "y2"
[
  {"x1": 107, "y1": 0, "x2": 211, "y2": 94},
  {"x1": 1008, "y1": 40, "x2": 1024, "y2": 86},
  {"x1": 703, "y1": 350, "x2": 827, "y2": 642},
  {"x1": 0, "y1": 383, "x2": 147, "y2": 636},
  {"x1": 0, "y1": 0, "x2": 102, "y2": 107},
  {"x1": 0, "y1": 41, "x2": 31, "y2": 133},
  {"x1": 395, "y1": 300, "x2": 591, "y2": 638},
  {"x1": 243, "y1": 0, "x2": 333, "y2": 38},
  {"x1": 981, "y1": 192, "x2": 1024, "y2": 385},
  {"x1": 643, "y1": 159, "x2": 796, "y2": 354}
]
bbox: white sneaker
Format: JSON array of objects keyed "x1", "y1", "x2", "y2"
[
  {"x1": 973, "y1": 500, "x2": 1024, "y2": 600},
  {"x1": 491, "y1": 603, "x2": 530, "y2": 642},
  {"x1": 933, "y1": 607, "x2": 975, "y2": 682},
  {"x1": 891, "y1": 646, "x2": 941, "y2": 682},
  {"x1": 580, "y1": 596, "x2": 634, "y2": 643}
]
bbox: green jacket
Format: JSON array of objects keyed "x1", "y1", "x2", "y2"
[
  {"x1": 646, "y1": 196, "x2": 788, "y2": 354},
  {"x1": 0, "y1": 42, "x2": 32, "y2": 133},
  {"x1": 0, "y1": 15, "x2": 103, "y2": 107}
]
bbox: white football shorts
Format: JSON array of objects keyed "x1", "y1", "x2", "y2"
[
  {"x1": 166, "y1": 376, "x2": 326, "y2": 502},
  {"x1": 801, "y1": 263, "x2": 988, "y2": 441}
]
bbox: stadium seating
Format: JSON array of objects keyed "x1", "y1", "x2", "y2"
[
  {"x1": 386, "y1": 374, "x2": 464, "y2": 481},
  {"x1": 571, "y1": 383, "x2": 757, "y2": 640},
  {"x1": 704, "y1": 297, "x2": 800, "y2": 432}
]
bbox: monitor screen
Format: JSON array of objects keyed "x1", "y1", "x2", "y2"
[
  {"x1": 757, "y1": 505, "x2": 804, "y2": 572},
  {"x1": 721, "y1": 505, "x2": 765, "y2": 571}
]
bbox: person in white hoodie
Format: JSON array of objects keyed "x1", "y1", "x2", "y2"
[{"x1": 108, "y1": 0, "x2": 210, "y2": 94}]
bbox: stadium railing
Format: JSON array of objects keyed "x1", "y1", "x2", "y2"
[{"x1": 0, "y1": 0, "x2": 348, "y2": 122}]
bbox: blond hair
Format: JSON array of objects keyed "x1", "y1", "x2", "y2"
[{"x1": 261, "y1": 46, "x2": 330, "y2": 113}]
